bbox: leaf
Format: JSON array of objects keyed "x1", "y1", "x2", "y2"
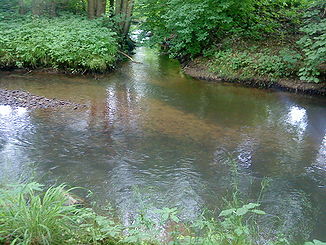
[
  {"x1": 171, "y1": 215, "x2": 180, "y2": 223},
  {"x1": 251, "y1": 209, "x2": 266, "y2": 215},
  {"x1": 219, "y1": 208, "x2": 235, "y2": 217},
  {"x1": 234, "y1": 227, "x2": 244, "y2": 236},
  {"x1": 235, "y1": 207, "x2": 248, "y2": 216},
  {"x1": 242, "y1": 203, "x2": 260, "y2": 210}
]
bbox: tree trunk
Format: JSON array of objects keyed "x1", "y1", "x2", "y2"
[
  {"x1": 123, "y1": 0, "x2": 134, "y2": 36},
  {"x1": 88, "y1": 0, "x2": 96, "y2": 19},
  {"x1": 32, "y1": 0, "x2": 44, "y2": 15},
  {"x1": 18, "y1": 0, "x2": 26, "y2": 14},
  {"x1": 96, "y1": 0, "x2": 106, "y2": 17},
  {"x1": 102, "y1": 0, "x2": 107, "y2": 15},
  {"x1": 48, "y1": 1, "x2": 57, "y2": 17},
  {"x1": 119, "y1": 0, "x2": 128, "y2": 29}
]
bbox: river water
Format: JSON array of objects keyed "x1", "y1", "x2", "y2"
[{"x1": 0, "y1": 47, "x2": 325, "y2": 242}]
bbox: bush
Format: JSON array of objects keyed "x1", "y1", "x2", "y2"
[
  {"x1": 138, "y1": 0, "x2": 306, "y2": 58},
  {"x1": 297, "y1": 0, "x2": 326, "y2": 83},
  {"x1": 209, "y1": 46, "x2": 302, "y2": 80},
  {"x1": 0, "y1": 14, "x2": 119, "y2": 73}
]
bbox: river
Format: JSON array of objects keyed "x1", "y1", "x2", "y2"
[{"x1": 0, "y1": 47, "x2": 325, "y2": 243}]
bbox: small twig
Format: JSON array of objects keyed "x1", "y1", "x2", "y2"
[
  {"x1": 24, "y1": 70, "x2": 32, "y2": 75},
  {"x1": 118, "y1": 50, "x2": 143, "y2": 64}
]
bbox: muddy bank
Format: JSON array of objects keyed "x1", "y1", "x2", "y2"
[
  {"x1": 183, "y1": 57, "x2": 326, "y2": 96},
  {"x1": 0, "y1": 88, "x2": 87, "y2": 109}
]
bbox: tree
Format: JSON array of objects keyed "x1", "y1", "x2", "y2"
[
  {"x1": 87, "y1": 0, "x2": 134, "y2": 36},
  {"x1": 114, "y1": 0, "x2": 134, "y2": 36},
  {"x1": 87, "y1": 0, "x2": 96, "y2": 18},
  {"x1": 87, "y1": 0, "x2": 107, "y2": 18},
  {"x1": 122, "y1": 0, "x2": 134, "y2": 36},
  {"x1": 32, "y1": 0, "x2": 45, "y2": 15},
  {"x1": 18, "y1": 0, "x2": 27, "y2": 14}
]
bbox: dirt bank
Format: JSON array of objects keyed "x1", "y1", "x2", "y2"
[
  {"x1": 0, "y1": 88, "x2": 87, "y2": 109},
  {"x1": 183, "y1": 57, "x2": 326, "y2": 96}
]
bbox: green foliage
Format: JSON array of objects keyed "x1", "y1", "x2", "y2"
[
  {"x1": 138, "y1": 0, "x2": 306, "y2": 58},
  {"x1": 0, "y1": 14, "x2": 118, "y2": 73},
  {"x1": 304, "y1": 240, "x2": 326, "y2": 245},
  {"x1": 209, "y1": 46, "x2": 302, "y2": 80},
  {"x1": 0, "y1": 178, "x2": 323, "y2": 245},
  {"x1": 0, "y1": 182, "x2": 79, "y2": 244},
  {"x1": 0, "y1": 182, "x2": 122, "y2": 245},
  {"x1": 297, "y1": 0, "x2": 326, "y2": 83},
  {"x1": 0, "y1": 0, "x2": 87, "y2": 16}
]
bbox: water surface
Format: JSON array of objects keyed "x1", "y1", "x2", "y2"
[{"x1": 0, "y1": 47, "x2": 325, "y2": 242}]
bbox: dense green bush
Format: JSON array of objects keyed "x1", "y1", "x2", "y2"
[
  {"x1": 138, "y1": 0, "x2": 306, "y2": 58},
  {"x1": 0, "y1": 14, "x2": 118, "y2": 72},
  {"x1": 297, "y1": 0, "x2": 326, "y2": 82},
  {"x1": 0, "y1": 0, "x2": 87, "y2": 15},
  {"x1": 209, "y1": 46, "x2": 302, "y2": 80}
]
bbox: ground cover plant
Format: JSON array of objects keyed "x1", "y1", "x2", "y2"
[
  {"x1": 207, "y1": 40, "x2": 303, "y2": 81},
  {"x1": 0, "y1": 14, "x2": 119, "y2": 73}
]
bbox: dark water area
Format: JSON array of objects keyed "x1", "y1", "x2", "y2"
[{"x1": 0, "y1": 47, "x2": 325, "y2": 243}]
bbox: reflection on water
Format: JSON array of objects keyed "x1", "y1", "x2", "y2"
[{"x1": 0, "y1": 47, "x2": 326, "y2": 242}]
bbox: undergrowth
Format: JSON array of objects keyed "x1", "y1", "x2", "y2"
[
  {"x1": 0, "y1": 14, "x2": 119, "y2": 73},
  {"x1": 208, "y1": 43, "x2": 303, "y2": 82}
]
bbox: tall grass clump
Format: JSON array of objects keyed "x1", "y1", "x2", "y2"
[
  {"x1": 0, "y1": 182, "x2": 122, "y2": 245},
  {"x1": 0, "y1": 14, "x2": 119, "y2": 73},
  {"x1": 0, "y1": 182, "x2": 77, "y2": 244}
]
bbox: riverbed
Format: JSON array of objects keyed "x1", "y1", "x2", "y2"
[{"x1": 0, "y1": 47, "x2": 325, "y2": 243}]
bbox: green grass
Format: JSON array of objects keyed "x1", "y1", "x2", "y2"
[
  {"x1": 0, "y1": 14, "x2": 119, "y2": 73},
  {"x1": 0, "y1": 182, "x2": 121, "y2": 245}
]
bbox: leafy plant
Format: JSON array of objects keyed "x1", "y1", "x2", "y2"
[
  {"x1": 297, "y1": 0, "x2": 326, "y2": 83},
  {"x1": 0, "y1": 14, "x2": 119, "y2": 73},
  {"x1": 137, "y1": 0, "x2": 306, "y2": 58},
  {"x1": 0, "y1": 182, "x2": 77, "y2": 244},
  {"x1": 305, "y1": 240, "x2": 326, "y2": 245},
  {"x1": 209, "y1": 45, "x2": 302, "y2": 80}
]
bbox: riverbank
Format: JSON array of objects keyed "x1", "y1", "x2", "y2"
[{"x1": 183, "y1": 57, "x2": 326, "y2": 96}]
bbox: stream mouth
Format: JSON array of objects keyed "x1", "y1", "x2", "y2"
[{"x1": 0, "y1": 47, "x2": 325, "y2": 243}]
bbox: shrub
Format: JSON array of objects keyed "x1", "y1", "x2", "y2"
[
  {"x1": 209, "y1": 47, "x2": 302, "y2": 80},
  {"x1": 0, "y1": 14, "x2": 119, "y2": 73},
  {"x1": 138, "y1": 0, "x2": 306, "y2": 58},
  {"x1": 297, "y1": 0, "x2": 326, "y2": 83}
]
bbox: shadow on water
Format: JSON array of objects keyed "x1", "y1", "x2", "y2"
[{"x1": 0, "y1": 47, "x2": 325, "y2": 242}]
